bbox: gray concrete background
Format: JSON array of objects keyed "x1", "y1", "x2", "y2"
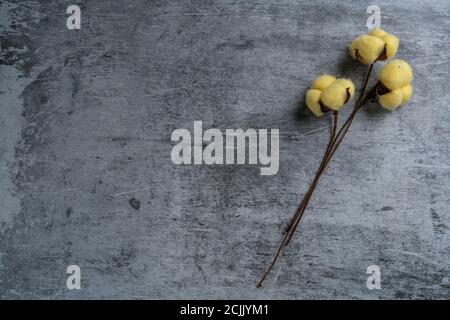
[{"x1": 0, "y1": 0, "x2": 449, "y2": 299}]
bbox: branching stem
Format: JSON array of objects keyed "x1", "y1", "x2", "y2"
[{"x1": 257, "y1": 64, "x2": 377, "y2": 288}]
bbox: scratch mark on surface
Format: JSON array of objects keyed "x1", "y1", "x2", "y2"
[
  {"x1": 111, "y1": 187, "x2": 150, "y2": 197},
  {"x1": 385, "y1": 249, "x2": 448, "y2": 268},
  {"x1": 299, "y1": 126, "x2": 328, "y2": 136}
]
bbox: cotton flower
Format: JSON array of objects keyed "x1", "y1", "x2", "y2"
[
  {"x1": 305, "y1": 75, "x2": 355, "y2": 116},
  {"x1": 378, "y1": 59, "x2": 413, "y2": 90},
  {"x1": 320, "y1": 83, "x2": 349, "y2": 110},
  {"x1": 259, "y1": 22, "x2": 416, "y2": 289},
  {"x1": 349, "y1": 28, "x2": 399, "y2": 64},
  {"x1": 377, "y1": 59, "x2": 413, "y2": 110}
]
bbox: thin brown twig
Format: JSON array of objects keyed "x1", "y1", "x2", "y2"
[
  {"x1": 256, "y1": 64, "x2": 376, "y2": 288},
  {"x1": 256, "y1": 110, "x2": 338, "y2": 288},
  {"x1": 284, "y1": 79, "x2": 377, "y2": 247},
  {"x1": 283, "y1": 112, "x2": 339, "y2": 243},
  {"x1": 286, "y1": 65, "x2": 376, "y2": 239},
  {"x1": 284, "y1": 111, "x2": 338, "y2": 234}
]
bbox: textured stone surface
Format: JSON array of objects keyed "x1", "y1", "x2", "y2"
[{"x1": 1, "y1": 0, "x2": 449, "y2": 299}]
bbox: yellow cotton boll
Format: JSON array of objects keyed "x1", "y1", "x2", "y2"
[
  {"x1": 381, "y1": 34, "x2": 399, "y2": 59},
  {"x1": 400, "y1": 85, "x2": 413, "y2": 105},
  {"x1": 306, "y1": 89, "x2": 325, "y2": 117},
  {"x1": 378, "y1": 89, "x2": 403, "y2": 110},
  {"x1": 356, "y1": 35, "x2": 385, "y2": 64},
  {"x1": 311, "y1": 74, "x2": 336, "y2": 91},
  {"x1": 379, "y1": 59, "x2": 413, "y2": 90},
  {"x1": 349, "y1": 35, "x2": 385, "y2": 64},
  {"x1": 368, "y1": 28, "x2": 387, "y2": 38},
  {"x1": 320, "y1": 83, "x2": 347, "y2": 110},
  {"x1": 335, "y1": 78, "x2": 355, "y2": 98}
]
